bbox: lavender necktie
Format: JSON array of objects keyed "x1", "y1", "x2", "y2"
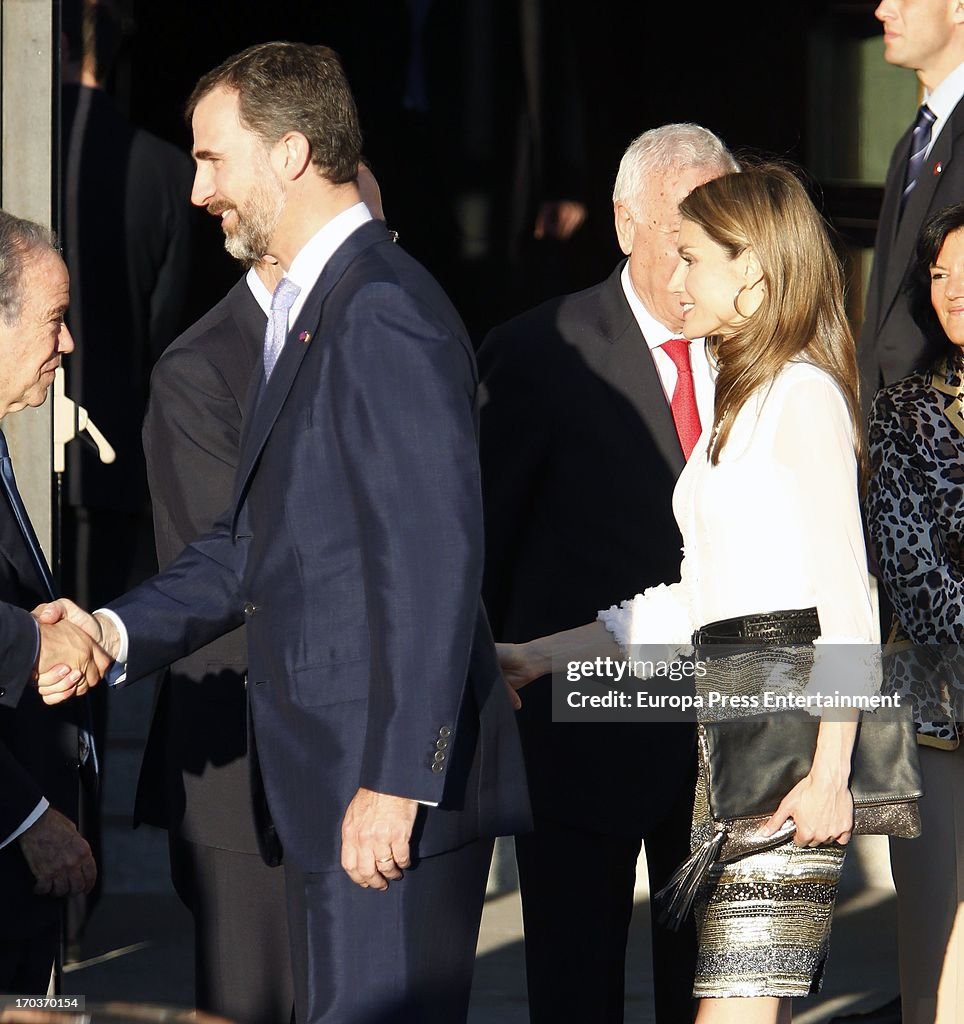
[{"x1": 263, "y1": 277, "x2": 302, "y2": 381}]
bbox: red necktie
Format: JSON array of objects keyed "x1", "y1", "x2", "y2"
[{"x1": 660, "y1": 338, "x2": 702, "y2": 460}]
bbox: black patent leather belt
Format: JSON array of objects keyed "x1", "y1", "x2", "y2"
[{"x1": 692, "y1": 607, "x2": 820, "y2": 648}]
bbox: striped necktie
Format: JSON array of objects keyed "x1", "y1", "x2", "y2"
[{"x1": 900, "y1": 104, "x2": 936, "y2": 215}]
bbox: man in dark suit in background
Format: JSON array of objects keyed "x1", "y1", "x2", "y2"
[
  {"x1": 135, "y1": 257, "x2": 288, "y2": 1023},
  {"x1": 60, "y1": 0, "x2": 195, "y2": 608},
  {"x1": 479, "y1": 124, "x2": 737, "y2": 1024},
  {"x1": 135, "y1": 166, "x2": 386, "y2": 1024},
  {"x1": 858, "y1": 0, "x2": 964, "y2": 410},
  {"x1": 58, "y1": 5, "x2": 196, "y2": 942},
  {"x1": 39, "y1": 43, "x2": 530, "y2": 1024},
  {"x1": 0, "y1": 211, "x2": 105, "y2": 993}
]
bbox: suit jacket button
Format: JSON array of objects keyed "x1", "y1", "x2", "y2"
[
  {"x1": 243, "y1": 602, "x2": 257, "y2": 616},
  {"x1": 0, "y1": 687, "x2": 5, "y2": 698},
  {"x1": 433, "y1": 751, "x2": 445, "y2": 763},
  {"x1": 436, "y1": 738, "x2": 448, "y2": 750},
  {"x1": 431, "y1": 763, "x2": 444, "y2": 774},
  {"x1": 438, "y1": 726, "x2": 451, "y2": 738}
]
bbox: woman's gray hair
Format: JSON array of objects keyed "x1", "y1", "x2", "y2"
[
  {"x1": 0, "y1": 211, "x2": 58, "y2": 326},
  {"x1": 612, "y1": 124, "x2": 739, "y2": 215}
]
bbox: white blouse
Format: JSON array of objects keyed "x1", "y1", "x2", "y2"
[{"x1": 599, "y1": 362, "x2": 876, "y2": 659}]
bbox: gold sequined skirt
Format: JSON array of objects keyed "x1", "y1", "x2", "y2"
[{"x1": 690, "y1": 742, "x2": 847, "y2": 999}]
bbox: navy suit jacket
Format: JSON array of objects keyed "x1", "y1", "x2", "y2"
[
  {"x1": 135, "y1": 277, "x2": 266, "y2": 853},
  {"x1": 109, "y1": 220, "x2": 530, "y2": 872},
  {"x1": 0, "y1": 482, "x2": 84, "y2": 939},
  {"x1": 478, "y1": 264, "x2": 696, "y2": 837},
  {"x1": 858, "y1": 94, "x2": 964, "y2": 413},
  {"x1": 0, "y1": 601, "x2": 38, "y2": 709}
]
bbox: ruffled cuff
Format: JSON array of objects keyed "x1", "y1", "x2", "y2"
[{"x1": 598, "y1": 584, "x2": 694, "y2": 678}]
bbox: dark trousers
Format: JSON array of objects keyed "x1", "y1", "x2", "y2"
[
  {"x1": 284, "y1": 838, "x2": 494, "y2": 1024},
  {"x1": 0, "y1": 923, "x2": 58, "y2": 994},
  {"x1": 171, "y1": 837, "x2": 293, "y2": 1024},
  {"x1": 516, "y1": 788, "x2": 698, "y2": 1024}
]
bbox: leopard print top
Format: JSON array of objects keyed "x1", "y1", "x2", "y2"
[{"x1": 866, "y1": 360, "x2": 964, "y2": 743}]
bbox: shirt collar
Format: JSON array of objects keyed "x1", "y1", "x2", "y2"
[
  {"x1": 924, "y1": 60, "x2": 964, "y2": 125},
  {"x1": 245, "y1": 266, "x2": 273, "y2": 316},
  {"x1": 620, "y1": 260, "x2": 700, "y2": 350},
  {"x1": 284, "y1": 202, "x2": 373, "y2": 323}
]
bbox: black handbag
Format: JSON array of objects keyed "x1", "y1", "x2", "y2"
[
  {"x1": 656, "y1": 608, "x2": 923, "y2": 929},
  {"x1": 702, "y1": 709, "x2": 923, "y2": 837}
]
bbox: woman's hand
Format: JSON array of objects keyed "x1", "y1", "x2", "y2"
[
  {"x1": 497, "y1": 642, "x2": 548, "y2": 692},
  {"x1": 497, "y1": 622, "x2": 624, "y2": 695},
  {"x1": 760, "y1": 773, "x2": 854, "y2": 847}
]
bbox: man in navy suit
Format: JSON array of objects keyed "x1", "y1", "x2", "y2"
[
  {"x1": 39, "y1": 43, "x2": 529, "y2": 1024},
  {"x1": 0, "y1": 210, "x2": 108, "y2": 992}
]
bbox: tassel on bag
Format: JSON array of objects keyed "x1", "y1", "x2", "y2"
[{"x1": 655, "y1": 827, "x2": 726, "y2": 930}]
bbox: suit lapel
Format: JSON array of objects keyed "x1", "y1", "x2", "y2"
[
  {"x1": 0, "y1": 492, "x2": 50, "y2": 605},
  {"x1": 234, "y1": 220, "x2": 391, "y2": 513},
  {"x1": 878, "y1": 125, "x2": 913, "y2": 262},
  {"x1": 878, "y1": 105, "x2": 964, "y2": 331},
  {"x1": 595, "y1": 266, "x2": 686, "y2": 477}
]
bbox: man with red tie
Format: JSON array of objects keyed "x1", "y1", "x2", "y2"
[{"x1": 478, "y1": 124, "x2": 737, "y2": 1024}]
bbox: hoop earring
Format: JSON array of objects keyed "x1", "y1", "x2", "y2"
[{"x1": 733, "y1": 285, "x2": 750, "y2": 318}]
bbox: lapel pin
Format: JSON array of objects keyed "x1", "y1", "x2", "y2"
[
  {"x1": 934, "y1": 162, "x2": 943, "y2": 176},
  {"x1": 299, "y1": 330, "x2": 311, "y2": 343}
]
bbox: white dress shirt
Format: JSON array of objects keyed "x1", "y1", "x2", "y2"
[
  {"x1": 285, "y1": 202, "x2": 372, "y2": 327},
  {"x1": 620, "y1": 262, "x2": 715, "y2": 428},
  {"x1": 600, "y1": 362, "x2": 878, "y2": 697},
  {"x1": 0, "y1": 798, "x2": 48, "y2": 850},
  {"x1": 245, "y1": 265, "x2": 273, "y2": 315},
  {"x1": 923, "y1": 60, "x2": 964, "y2": 160}
]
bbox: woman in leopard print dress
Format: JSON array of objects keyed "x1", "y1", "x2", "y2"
[{"x1": 865, "y1": 202, "x2": 964, "y2": 1024}]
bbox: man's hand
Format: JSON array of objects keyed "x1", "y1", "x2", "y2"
[
  {"x1": 18, "y1": 807, "x2": 97, "y2": 896},
  {"x1": 533, "y1": 199, "x2": 588, "y2": 241},
  {"x1": 341, "y1": 787, "x2": 418, "y2": 891},
  {"x1": 32, "y1": 602, "x2": 113, "y2": 704},
  {"x1": 34, "y1": 598, "x2": 117, "y2": 652}
]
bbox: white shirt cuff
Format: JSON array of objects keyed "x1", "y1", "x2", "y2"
[
  {"x1": 0, "y1": 798, "x2": 49, "y2": 850},
  {"x1": 94, "y1": 608, "x2": 129, "y2": 686}
]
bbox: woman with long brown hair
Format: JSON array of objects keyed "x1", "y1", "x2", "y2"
[{"x1": 500, "y1": 163, "x2": 875, "y2": 1023}]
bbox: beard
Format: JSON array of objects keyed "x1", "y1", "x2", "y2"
[{"x1": 214, "y1": 171, "x2": 286, "y2": 264}]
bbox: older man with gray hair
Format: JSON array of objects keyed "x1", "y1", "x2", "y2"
[
  {"x1": 0, "y1": 209, "x2": 106, "y2": 994},
  {"x1": 479, "y1": 124, "x2": 737, "y2": 1024}
]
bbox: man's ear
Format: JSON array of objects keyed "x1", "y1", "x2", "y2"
[
  {"x1": 272, "y1": 131, "x2": 312, "y2": 181},
  {"x1": 613, "y1": 201, "x2": 636, "y2": 256}
]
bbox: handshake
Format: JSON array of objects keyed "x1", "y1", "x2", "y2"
[{"x1": 32, "y1": 599, "x2": 122, "y2": 704}]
